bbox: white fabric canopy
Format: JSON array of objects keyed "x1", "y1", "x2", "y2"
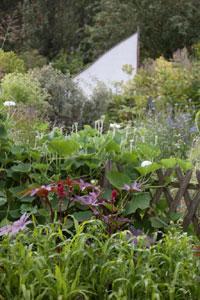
[{"x1": 74, "y1": 32, "x2": 138, "y2": 97}]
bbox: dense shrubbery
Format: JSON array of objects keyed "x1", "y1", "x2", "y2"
[
  {"x1": 20, "y1": 49, "x2": 48, "y2": 70},
  {"x1": 2, "y1": 1, "x2": 200, "y2": 67},
  {"x1": 0, "y1": 50, "x2": 25, "y2": 78},
  {"x1": 125, "y1": 111, "x2": 195, "y2": 159},
  {"x1": 0, "y1": 117, "x2": 195, "y2": 236},
  {"x1": 123, "y1": 55, "x2": 200, "y2": 111},
  {"x1": 52, "y1": 49, "x2": 84, "y2": 75},
  {"x1": 31, "y1": 65, "x2": 87, "y2": 127},
  {"x1": 0, "y1": 72, "x2": 48, "y2": 107},
  {"x1": 31, "y1": 65, "x2": 112, "y2": 128}
]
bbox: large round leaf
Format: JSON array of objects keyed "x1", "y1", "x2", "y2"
[
  {"x1": 106, "y1": 170, "x2": 131, "y2": 189},
  {"x1": 124, "y1": 192, "x2": 151, "y2": 215},
  {"x1": 48, "y1": 139, "x2": 79, "y2": 156}
]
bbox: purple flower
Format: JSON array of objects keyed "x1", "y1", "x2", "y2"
[
  {"x1": 123, "y1": 181, "x2": 142, "y2": 192},
  {"x1": 78, "y1": 179, "x2": 94, "y2": 191},
  {"x1": 74, "y1": 192, "x2": 100, "y2": 207},
  {"x1": 0, "y1": 213, "x2": 31, "y2": 237},
  {"x1": 128, "y1": 227, "x2": 154, "y2": 248},
  {"x1": 189, "y1": 126, "x2": 198, "y2": 133}
]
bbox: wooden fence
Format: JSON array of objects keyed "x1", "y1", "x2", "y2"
[{"x1": 152, "y1": 167, "x2": 200, "y2": 236}]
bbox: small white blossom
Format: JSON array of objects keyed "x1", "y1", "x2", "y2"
[
  {"x1": 141, "y1": 160, "x2": 152, "y2": 167},
  {"x1": 3, "y1": 101, "x2": 16, "y2": 107},
  {"x1": 109, "y1": 123, "x2": 121, "y2": 129}
]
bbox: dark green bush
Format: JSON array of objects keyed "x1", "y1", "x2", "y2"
[
  {"x1": 31, "y1": 65, "x2": 112, "y2": 128},
  {"x1": 20, "y1": 49, "x2": 48, "y2": 70}
]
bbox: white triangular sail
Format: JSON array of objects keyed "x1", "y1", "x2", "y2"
[{"x1": 74, "y1": 32, "x2": 138, "y2": 97}]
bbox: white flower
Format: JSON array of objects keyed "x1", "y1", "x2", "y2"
[
  {"x1": 3, "y1": 101, "x2": 16, "y2": 107},
  {"x1": 141, "y1": 160, "x2": 152, "y2": 167},
  {"x1": 109, "y1": 123, "x2": 121, "y2": 129}
]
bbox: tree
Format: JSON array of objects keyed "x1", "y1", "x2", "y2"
[
  {"x1": 21, "y1": 0, "x2": 52, "y2": 55},
  {"x1": 21, "y1": 0, "x2": 100, "y2": 59},
  {"x1": 134, "y1": 0, "x2": 200, "y2": 58},
  {"x1": 83, "y1": 0, "x2": 137, "y2": 62},
  {"x1": 85, "y1": 0, "x2": 200, "y2": 61},
  {"x1": 0, "y1": 1, "x2": 22, "y2": 51}
]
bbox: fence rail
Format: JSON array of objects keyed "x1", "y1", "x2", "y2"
[{"x1": 152, "y1": 167, "x2": 200, "y2": 236}]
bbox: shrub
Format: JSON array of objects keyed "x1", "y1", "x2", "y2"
[
  {"x1": 52, "y1": 49, "x2": 84, "y2": 75},
  {"x1": 0, "y1": 50, "x2": 25, "y2": 79},
  {"x1": 82, "y1": 82, "x2": 112, "y2": 125},
  {"x1": 123, "y1": 56, "x2": 200, "y2": 111},
  {"x1": 127, "y1": 110, "x2": 195, "y2": 159},
  {"x1": 5, "y1": 103, "x2": 49, "y2": 146},
  {"x1": 31, "y1": 65, "x2": 111, "y2": 128},
  {"x1": 0, "y1": 72, "x2": 48, "y2": 107},
  {"x1": 20, "y1": 49, "x2": 48, "y2": 70},
  {"x1": 31, "y1": 65, "x2": 87, "y2": 128}
]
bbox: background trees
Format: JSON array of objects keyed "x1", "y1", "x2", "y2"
[{"x1": 0, "y1": 0, "x2": 200, "y2": 70}]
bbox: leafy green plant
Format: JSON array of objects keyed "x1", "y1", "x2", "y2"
[
  {"x1": 20, "y1": 49, "x2": 48, "y2": 70},
  {"x1": 5, "y1": 103, "x2": 49, "y2": 146},
  {"x1": 122, "y1": 56, "x2": 200, "y2": 111},
  {"x1": 52, "y1": 49, "x2": 84, "y2": 75},
  {"x1": 30, "y1": 65, "x2": 87, "y2": 127},
  {"x1": 0, "y1": 221, "x2": 199, "y2": 299},
  {"x1": 0, "y1": 120, "x2": 194, "y2": 233},
  {"x1": 31, "y1": 65, "x2": 112, "y2": 128},
  {"x1": 0, "y1": 72, "x2": 48, "y2": 107},
  {"x1": 0, "y1": 49, "x2": 25, "y2": 79}
]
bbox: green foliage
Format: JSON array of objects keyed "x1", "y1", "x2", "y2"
[
  {"x1": 31, "y1": 65, "x2": 112, "y2": 127},
  {"x1": 135, "y1": 0, "x2": 200, "y2": 59},
  {"x1": 1, "y1": 0, "x2": 200, "y2": 66},
  {"x1": 0, "y1": 222, "x2": 199, "y2": 299},
  {"x1": 52, "y1": 49, "x2": 84, "y2": 75},
  {"x1": 48, "y1": 139, "x2": 79, "y2": 157},
  {"x1": 20, "y1": 49, "x2": 48, "y2": 70},
  {"x1": 21, "y1": 0, "x2": 51, "y2": 55},
  {"x1": 0, "y1": 72, "x2": 48, "y2": 106},
  {"x1": 124, "y1": 56, "x2": 200, "y2": 110},
  {"x1": 107, "y1": 109, "x2": 195, "y2": 159},
  {"x1": 192, "y1": 42, "x2": 200, "y2": 60},
  {"x1": 0, "y1": 7, "x2": 21, "y2": 51},
  {"x1": 31, "y1": 65, "x2": 86, "y2": 127},
  {"x1": 4, "y1": 103, "x2": 49, "y2": 146},
  {"x1": 84, "y1": 0, "x2": 200, "y2": 61},
  {"x1": 84, "y1": 0, "x2": 137, "y2": 61},
  {"x1": 0, "y1": 50, "x2": 25, "y2": 78},
  {"x1": 106, "y1": 170, "x2": 131, "y2": 189},
  {"x1": 125, "y1": 193, "x2": 151, "y2": 214},
  {"x1": 21, "y1": 0, "x2": 97, "y2": 59},
  {"x1": 82, "y1": 82, "x2": 112, "y2": 125},
  {"x1": 0, "y1": 119, "x2": 195, "y2": 231}
]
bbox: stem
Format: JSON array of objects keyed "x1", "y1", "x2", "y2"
[
  {"x1": 44, "y1": 196, "x2": 54, "y2": 222},
  {"x1": 58, "y1": 197, "x2": 63, "y2": 223},
  {"x1": 1, "y1": 20, "x2": 11, "y2": 49}
]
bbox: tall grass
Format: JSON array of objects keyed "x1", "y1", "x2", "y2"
[{"x1": 0, "y1": 221, "x2": 199, "y2": 300}]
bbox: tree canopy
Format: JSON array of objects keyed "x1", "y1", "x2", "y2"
[{"x1": 0, "y1": 0, "x2": 200, "y2": 67}]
